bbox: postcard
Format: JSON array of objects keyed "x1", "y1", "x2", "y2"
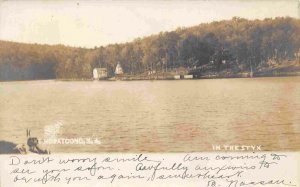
[{"x1": 0, "y1": 0, "x2": 299, "y2": 186}]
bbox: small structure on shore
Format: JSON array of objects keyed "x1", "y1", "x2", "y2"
[
  {"x1": 115, "y1": 62, "x2": 124, "y2": 75},
  {"x1": 174, "y1": 75, "x2": 180, "y2": 79},
  {"x1": 148, "y1": 70, "x2": 156, "y2": 75},
  {"x1": 184, "y1": 75, "x2": 193, "y2": 79},
  {"x1": 93, "y1": 68, "x2": 108, "y2": 80},
  {"x1": 174, "y1": 74, "x2": 193, "y2": 79}
]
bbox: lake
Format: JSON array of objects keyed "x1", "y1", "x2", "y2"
[{"x1": 0, "y1": 77, "x2": 300, "y2": 152}]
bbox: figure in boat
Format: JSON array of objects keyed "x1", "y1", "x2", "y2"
[{"x1": 26, "y1": 129, "x2": 50, "y2": 154}]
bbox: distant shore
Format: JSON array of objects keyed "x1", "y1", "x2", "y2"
[
  {"x1": 1, "y1": 71, "x2": 299, "y2": 82},
  {"x1": 57, "y1": 72, "x2": 300, "y2": 82},
  {"x1": 61, "y1": 63, "x2": 300, "y2": 81},
  {"x1": 1, "y1": 62, "x2": 300, "y2": 82}
]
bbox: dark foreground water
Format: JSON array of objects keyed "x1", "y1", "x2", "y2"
[{"x1": 0, "y1": 77, "x2": 299, "y2": 152}]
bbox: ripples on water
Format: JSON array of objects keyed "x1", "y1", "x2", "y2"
[{"x1": 0, "y1": 77, "x2": 299, "y2": 152}]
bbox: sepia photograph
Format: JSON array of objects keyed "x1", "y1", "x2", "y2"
[{"x1": 0, "y1": 0, "x2": 300, "y2": 155}]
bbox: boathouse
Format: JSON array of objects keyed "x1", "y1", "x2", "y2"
[{"x1": 93, "y1": 68, "x2": 108, "y2": 80}]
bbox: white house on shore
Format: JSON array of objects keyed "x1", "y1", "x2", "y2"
[
  {"x1": 115, "y1": 62, "x2": 124, "y2": 75},
  {"x1": 93, "y1": 68, "x2": 108, "y2": 80}
]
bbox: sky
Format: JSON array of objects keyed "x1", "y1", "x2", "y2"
[{"x1": 0, "y1": 0, "x2": 299, "y2": 48}]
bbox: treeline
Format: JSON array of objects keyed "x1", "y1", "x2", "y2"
[{"x1": 1, "y1": 17, "x2": 300, "y2": 80}]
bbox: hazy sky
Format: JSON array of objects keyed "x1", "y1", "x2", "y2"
[{"x1": 0, "y1": 0, "x2": 299, "y2": 48}]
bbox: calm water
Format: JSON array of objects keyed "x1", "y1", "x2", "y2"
[{"x1": 1, "y1": 77, "x2": 300, "y2": 152}]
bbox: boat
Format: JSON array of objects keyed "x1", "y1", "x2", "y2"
[{"x1": 13, "y1": 129, "x2": 50, "y2": 154}]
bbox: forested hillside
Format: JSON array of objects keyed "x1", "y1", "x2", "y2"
[{"x1": 1, "y1": 17, "x2": 300, "y2": 80}]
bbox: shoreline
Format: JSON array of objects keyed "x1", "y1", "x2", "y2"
[
  {"x1": 1, "y1": 66, "x2": 300, "y2": 82},
  {"x1": 60, "y1": 70, "x2": 300, "y2": 81},
  {"x1": 1, "y1": 73, "x2": 300, "y2": 82}
]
